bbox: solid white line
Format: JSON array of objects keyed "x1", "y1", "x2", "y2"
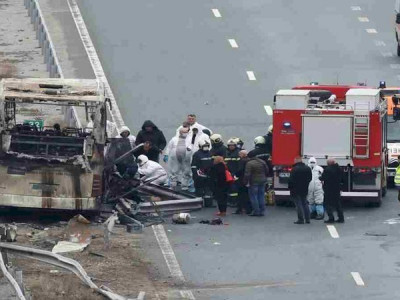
[
  {"x1": 212, "y1": 9, "x2": 221, "y2": 18},
  {"x1": 351, "y1": 272, "x2": 365, "y2": 286},
  {"x1": 246, "y1": 71, "x2": 256, "y2": 81},
  {"x1": 358, "y1": 17, "x2": 369, "y2": 22},
  {"x1": 67, "y1": 0, "x2": 124, "y2": 130},
  {"x1": 264, "y1": 105, "x2": 273, "y2": 115},
  {"x1": 326, "y1": 225, "x2": 339, "y2": 238},
  {"x1": 351, "y1": 6, "x2": 361, "y2": 11},
  {"x1": 152, "y1": 225, "x2": 196, "y2": 299},
  {"x1": 228, "y1": 39, "x2": 239, "y2": 48},
  {"x1": 366, "y1": 28, "x2": 377, "y2": 34},
  {"x1": 374, "y1": 40, "x2": 386, "y2": 47}
]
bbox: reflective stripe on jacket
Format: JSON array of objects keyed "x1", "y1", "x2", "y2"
[{"x1": 395, "y1": 166, "x2": 400, "y2": 186}]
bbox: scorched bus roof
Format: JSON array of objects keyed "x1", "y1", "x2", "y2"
[{"x1": 0, "y1": 78, "x2": 105, "y2": 105}]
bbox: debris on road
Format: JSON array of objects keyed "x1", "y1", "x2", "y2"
[
  {"x1": 200, "y1": 218, "x2": 224, "y2": 225},
  {"x1": 0, "y1": 224, "x2": 18, "y2": 242},
  {"x1": 172, "y1": 213, "x2": 191, "y2": 224},
  {"x1": 52, "y1": 241, "x2": 89, "y2": 254},
  {"x1": 364, "y1": 232, "x2": 388, "y2": 237},
  {"x1": 103, "y1": 212, "x2": 119, "y2": 250}
]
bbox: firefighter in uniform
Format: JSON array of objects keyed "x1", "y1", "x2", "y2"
[
  {"x1": 210, "y1": 134, "x2": 227, "y2": 158},
  {"x1": 191, "y1": 140, "x2": 214, "y2": 206},
  {"x1": 395, "y1": 155, "x2": 400, "y2": 201},
  {"x1": 225, "y1": 138, "x2": 241, "y2": 207}
]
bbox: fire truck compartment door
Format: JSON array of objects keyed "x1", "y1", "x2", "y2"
[{"x1": 302, "y1": 115, "x2": 352, "y2": 159}]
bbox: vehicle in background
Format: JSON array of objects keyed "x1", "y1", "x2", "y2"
[
  {"x1": 272, "y1": 88, "x2": 387, "y2": 206},
  {"x1": 396, "y1": 0, "x2": 400, "y2": 55},
  {"x1": 380, "y1": 87, "x2": 400, "y2": 184},
  {"x1": 0, "y1": 78, "x2": 108, "y2": 211}
]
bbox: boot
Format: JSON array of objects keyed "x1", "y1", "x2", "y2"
[
  {"x1": 310, "y1": 211, "x2": 317, "y2": 220},
  {"x1": 324, "y1": 219, "x2": 335, "y2": 224}
]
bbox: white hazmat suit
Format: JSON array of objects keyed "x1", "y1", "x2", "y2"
[
  {"x1": 137, "y1": 155, "x2": 168, "y2": 185},
  {"x1": 186, "y1": 126, "x2": 211, "y2": 153},
  {"x1": 307, "y1": 157, "x2": 324, "y2": 218},
  {"x1": 165, "y1": 130, "x2": 193, "y2": 189}
]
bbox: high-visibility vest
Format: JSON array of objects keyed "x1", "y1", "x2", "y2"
[{"x1": 395, "y1": 166, "x2": 400, "y2": 186}]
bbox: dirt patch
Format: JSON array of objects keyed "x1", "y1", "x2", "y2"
[{"x1": 9, "y1": 224, "x2": 171, "y2": 299}]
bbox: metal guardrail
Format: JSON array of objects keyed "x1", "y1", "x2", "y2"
[
  {"x1": 24, "y1": 0, "x2": 62, "y2": 78},
  {"x1": 24, "y1": 0, "x2": 82, "y2": 129}
]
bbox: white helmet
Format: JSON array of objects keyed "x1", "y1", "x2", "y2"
[
  {"x1": 268, "y1": 125, "x2": 273, "y2": 133},
  {"x1": 137, "y1": 155, "x2": 148, "y2": 167},
  {"x1": 198, "y1": 139, "x2": 210, "y2": 148},
  {"x1": 227, "y1": 138, "x2": 237, "y2": 146},
  {"x1": 120, "y1": 126, "x2": 131, "y2": 136},
  {"x1": 210, "y1": 134, "x2": 223, "y2": 144},
  {"x1": 254, "y1": 136, "x2": 266, "y2": 145}
]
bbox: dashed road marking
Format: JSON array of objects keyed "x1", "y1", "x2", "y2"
[
  {"x1": 351, "y1": 6, "x2": 361, "y2": 11},
  {"x1": 212, "y1": 8, "x2": 221, "y2": 18},
  {"x1": 366, "y1": 28, "x2": 377, "y2": 34},
  {"x1": 390, "y1": 64, "x2": 400, "y2": 69},
  {"x1": 246, "y1": 71, "x2": 256, "y2": 81},
  {"x1": 374, "y1": 40, "x2": 386, "y2": 47},
  {"x1": 381, "y1": 51, "x2": 393, "y2": 57},
  {"x1": 264, "y1": 105, "x2": 273, "y2": 115},
  {"x1": 326, "y1": 225, "x2": 339, "y2": 238},
  {"x1": 228, "y1": 39, "x2": 239, "y2": 48},
  {"x1": 351, "y1": 272, "x2": 365, "y2": 286},
  {"x1": 358, "y1": 17, "x2": 369, "y2": 22}
]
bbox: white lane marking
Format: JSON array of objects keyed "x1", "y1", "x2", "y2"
[
  {"x1": 390, "y1": 64, "x2": 400, "y2": 69},
  {"x1": 366, "y1": 28, "x2": 377, "y2": 34},
  {"x1": 67, "y1": 0, "x2": 124, "y2": 130},
  {"x1": 351, "y1": 272, "x2": 365, "y2": 286},
  {"x1": 152, "y1": 225, "x2": 196, "y2": 299},
  {"x1": 381, "y1": 51, "x2": 393, "y2": 57},
  {"x1": 264, "y1": 105, "x2": 273, "y2": 115},
  {"x1": 246, "y1": 71, "x2": 256, "y2": 81},
  {"x1": 384, "y1": 217, "x2": 400, "y2": 224},
  {"x1": 180, "y1": 290, "x2": 196, "y2": 299},
  {"x1": 358, "y1": 17, "x2": 369, "y2": 22},
  {"x1": 351, "y1": 6, "x2": 361, "y2": 11},
  {"x1": 212, "y1": 9, "x2": 221, "y2": 18},
  {"x1": 374, "y1": 40, "x2": 386, "y2": 47},
  {"x1": 228, "y1": 39, "x2": 239, "y2": 48},
  {"x1": 326, "y1": 225, "x2": 339, "y2": 238}
]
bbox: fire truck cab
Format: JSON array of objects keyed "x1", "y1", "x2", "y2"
[{"x1": 272, "y1": 88, "x2": 387, "y2": 206}]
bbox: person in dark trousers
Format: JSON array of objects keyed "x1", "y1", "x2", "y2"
[
  {"x1": 233, "y1": 150, "x2": 252, "y2": 214},
  {"x1": 225, "y1": 139, "x2": 241, "y2": 207},
  {"x1": 289, "y1": 157, "x2": 312, "y2": 224},
  {"x1": 243, "y1": 155, "x2": 269, "y2": 216},
  {"x1": 135, "y1": 120, "x2": 167, "y2": 162},
  {"x1": 321, "y1": 158, "x2": 344, "y2": 223},
  {"x1": 210, "y1": 156, "x2": 229, "y2": 216},
  {"x1": 191, "y1": 140, "x2": 213, "y2": 199}
]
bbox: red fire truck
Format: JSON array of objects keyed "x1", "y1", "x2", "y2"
[{"x1": 272, "y1": 88, "x2": 388, "y2": 206}]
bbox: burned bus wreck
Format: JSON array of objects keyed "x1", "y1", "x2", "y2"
[{"x1": 0, "y1": 78, "x2": 107, "y2": 211}]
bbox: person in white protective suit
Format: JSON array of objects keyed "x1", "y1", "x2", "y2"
[
  {"x1": 307, "y1": 157, "x2": 324, "y2": 220},
  {"x1": 137, "y1": 154, "x2": 168, "y2": 185},
  {"x1": 164, "y1": 127, "x2": 193, "y2": 190},
  {"x1": 186, "y1": 126, "x2": 212, "y2": 153}
]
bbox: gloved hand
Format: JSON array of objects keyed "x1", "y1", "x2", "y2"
[{"x1": 163, "y1": 155, "x2": 169, "y2": 163}]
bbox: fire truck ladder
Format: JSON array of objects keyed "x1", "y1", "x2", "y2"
[{"x1": 353, "y1": 110, "x2": 370, "y2": 159}]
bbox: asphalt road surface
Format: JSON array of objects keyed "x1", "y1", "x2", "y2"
[{"x1": 77, "y1": 0, "x2": 400, "y2": 299}]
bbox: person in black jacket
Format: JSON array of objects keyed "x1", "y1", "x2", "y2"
[
  {"x1": 233, "y1": 150, "x2": 252, "y2": 214},
  {"x1": 289, "y1": 157, "x2": 312, "y2": 224},
  {"x1": 321, "y1": 159, "x2": 344, "y2": 223},
  {"x1": 210, "y1": 156, "x2": 229, "y2": 216},
  {"x1": 135, "y1": 120, "x2": 167, "y2": 162},
  {"x1": 191, "y1": 140, "x2": 213, "y2": 200},
  {"x1": 210, "y1": 134, "x2": 227, "y2": 158},
  {"x1": 225, "y1": 139, "x2": 241, "y2": 208}
]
